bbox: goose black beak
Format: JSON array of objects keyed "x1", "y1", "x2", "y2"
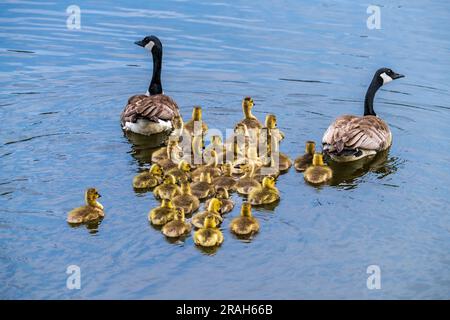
[
  {"x1": 134, "y1": 40, "x2": 145, "y2": 47},
  {"x1": 392, "y1": 73, "x2": 405, "y2": 80},
  {"x1": 98, "y1": 194, "x2": 102, "y2": 198}
]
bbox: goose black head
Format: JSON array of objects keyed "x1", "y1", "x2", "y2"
[
  {"x1": 134, "y1": 35, "x2": 162, "y2": 53},
  {"x1": 375, "y1": 68, "x2": 404, "y2": 85}
]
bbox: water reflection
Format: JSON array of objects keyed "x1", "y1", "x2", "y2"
[
  {"x1": 67, "y1": 219, "x2": 103, "y2": 235},
  {"x1": 124, "y1": 131, "x2": 169, "y2": 166},
  {"x1": 326, "y1": 149, "x2": 399, "y2": 188}
]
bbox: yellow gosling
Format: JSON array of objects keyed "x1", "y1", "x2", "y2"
[
  {"x1": 230, "y1": 202, "x2": 259, "y2": 235},
  {"x1": 304, "y1": 153, "x2": 333, "y2": 185},
  {"x1": 67, "y1": 188, "x2": 104, "y2": 224}
]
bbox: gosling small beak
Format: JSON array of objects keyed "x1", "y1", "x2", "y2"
[
  {"x1": 392, "y1": 73, "x2": 405, "y2": 80},
  {"x1": 134, "y1": 40, "x2": 145, "y2": 47},
  {"x1": 97, "y1": 194, "x2": 102, "y2": 198}
]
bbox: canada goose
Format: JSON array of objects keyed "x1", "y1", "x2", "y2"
[
  {"x1": 212, "y1": 162, "x2": 237, "y2": 192},
  {"x1": 184, "y1": 106, "x2": 208, "y2": 138},
  {"x1": 235, "y1": 163, "x2": 261, "y2": 195},
  {"x1": 205, "y1": 187, "x2": 234, "y2": 214},
  {"x1": 132, "y1": 163, "x2": 164, "y2": 189},
  {"x1": 322, "y1": 68, "x2": 404, "y2": 162},
  {"x1": 193, "y1": 215, "x2": 224, "y2": 247},
  {"x1": 172, "y1": 182, "x2": 200, "y2": 215},
  {"x1": 191, "y1": 150, "x2": 221, "y2": 182},
  {"x1": 67, "y1": 188, "x2": 104, "y2": 224},
  {"x1": 304, "y1": 153, "x2": 332, "y2": 185},
  {"x1": 148, "y1": 199, "x2": 177, "y2": 226},
  {"x1": 166, "y1": 159, "x2": 191, "y2": 184},
  {"x1": 190, "y1": 172, "x2": 214, "y2": 200},
  {"x1": 294, "y1": 141, "x2": 315, "y2": 172},
  {"x1": 191, "y1": 198, "x2": 223, "y2": 229},
  {"x1": 236, "y1": 97, "x2": 262, "y2": 133},
  {"x1": 161, "y1": 208, "x2": 191, "y2": 238},
  {"x1": 153, "y1": 174, "x2": 181, "y2": 200},
  {"x1": 248, "y1": 176, "x2": 280, "y2": 205},
  {"x1": 230, "y1": 202, "x2": 259, "y2": 236},
  {"x1": 121, "y1": 35, "x2": 180, "y2": 136}
]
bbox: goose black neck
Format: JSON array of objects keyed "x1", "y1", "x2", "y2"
[
  {"x1": 149, "y1": 49, "x2": 162, "y2": 95},
  {"x1": 364, "y1": 76, "x2": 382, "y2": 116}
]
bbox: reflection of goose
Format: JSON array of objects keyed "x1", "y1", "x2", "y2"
[
  {"x1": 322, "y1": 68, "x2": 404, "y2": 162},
  {"x1": 328, "y1": 148, "x2": 396, "y2": 187},
  {"x1": 121, "y1": 36, "x2": 180, "y2": 136}
]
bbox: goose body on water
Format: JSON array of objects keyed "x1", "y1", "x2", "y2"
[
  {"x1": 322, "y1": 68, "x2": 404, "y2": 162},
  {"x1": 121, "y1": 36, "x2": 180, "y2": 136}
]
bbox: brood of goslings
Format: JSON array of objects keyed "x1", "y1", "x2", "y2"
[
  {"x1": 230, "y1": 202, "x2": 259, "y2": 236},
  {"x1": 148, "y1": 199, "x2": 177, "y2": 226},
  {"x1": 194, "y1": 215, "x2": 224, "y2": 248},
  {"x1": 205, "y1": 187, "x2": 234, "y2": 214},
  {"x1": 304, "y1": 153, "x2": 333, "y2": 185},
  {"x1": 248, "y1": 176, "x2": 280, "y2": 205},
  {"x1": 67, "y1": 188, "x2": 104, "y2": 224},
  {"x1": 121, "y1": 36, "x2": 180, "y2": 136},
  {"x1": 161, "y1": 208, "x2": 191, "y2": 238},
  {"x1": 172, "y1": 182, "x2": 200, "y2": 215},
  {"x1": 322, "y1": 68, "x2": 404, "y2": 162},
  {"x1": 294, "y1": 141, "x2": 316, "y2": 172},
  {"x1": 191, "y1": 198, "x2": 223, "y2": 229},
  {"x1": 190, "y1": 172, "x2": 214, "y2": 200},
  {"x1": 153, "y1": 174, "x2": 181, "y2": 200},
  {"x1": 132, "y1": 164, "x2": 164, "y2": 189}
]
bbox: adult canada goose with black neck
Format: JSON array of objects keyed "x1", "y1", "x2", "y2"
[
  {"x1": 121, "y1": 36, "x2": 180, "y2": 136},
  {"x1": 322, "y1": 68, "x2": 404, "y2": 162}
]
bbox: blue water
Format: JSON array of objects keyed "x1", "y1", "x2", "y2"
[{"x1": 1, "y1": 0, "x2": 449, "y2": 299}]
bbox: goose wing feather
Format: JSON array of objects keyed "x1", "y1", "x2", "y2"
[
  {"x1": 322, "y1": 115, "x2": 391, "y2": 152},
  {"x1": 121, "y1": 94, "x2": 179, "y2": 125}
]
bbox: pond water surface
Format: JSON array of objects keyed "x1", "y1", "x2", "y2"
[{"x1": 1, "y1": 0, "x2": 450, "y2": 299}]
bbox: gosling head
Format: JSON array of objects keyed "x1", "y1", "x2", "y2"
[
  {"x1": 192, "y1": 106, "x2": 202, "y2": 121},
  {"x1": 265, "y1": 114, "x2": 277, "y2": 129},
  {"x1": 312, "y1": 153, "x2": 325, "y2": 166},
  {"x1": 178, "y1": 160, "x2": 191, "y2": 172},
  {"x1": 262, "y1": 176, "x2": 276, "y2": 188},
  {"x1": 163, "y1": 174, "x2": 177, "y2": 184},
  {"x1": 207, "y1": 198, "x2": 222, "y2": 213},
  {"x1": 149, "y1": 164, "x2": 163, "y2": 176},
  {"x1": 85, "y1": 188, "x2": 101, "y2": 204},
  {"x1": 234, "y1": 123, "x2": 249, "y2": 136},
  {"x1": 375, "y1": 68, "x2": 404, "y2": 85},
  {"x1": 242, "y1": 96, "x2": 254, "y2": 109},
  {"x1": 305, "y1": 141, "x2": 316, "y2": 155},
  {"x1": 240, "y1": 202, "x2": 252, "y2": 217},
  {"x1": 204, "y1": 215, "x2": 217, "y2": 228},
  {"x1": 215, "y1": 187, "x2": 229, "y2": 199}
]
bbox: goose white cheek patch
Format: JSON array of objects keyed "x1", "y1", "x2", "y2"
[
  {"x1": 145, "y1": 41, "x2": 155, "y2": 51},
  {"x1": 380, "y1": 72, "x2": 393, "y2": 84}
]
